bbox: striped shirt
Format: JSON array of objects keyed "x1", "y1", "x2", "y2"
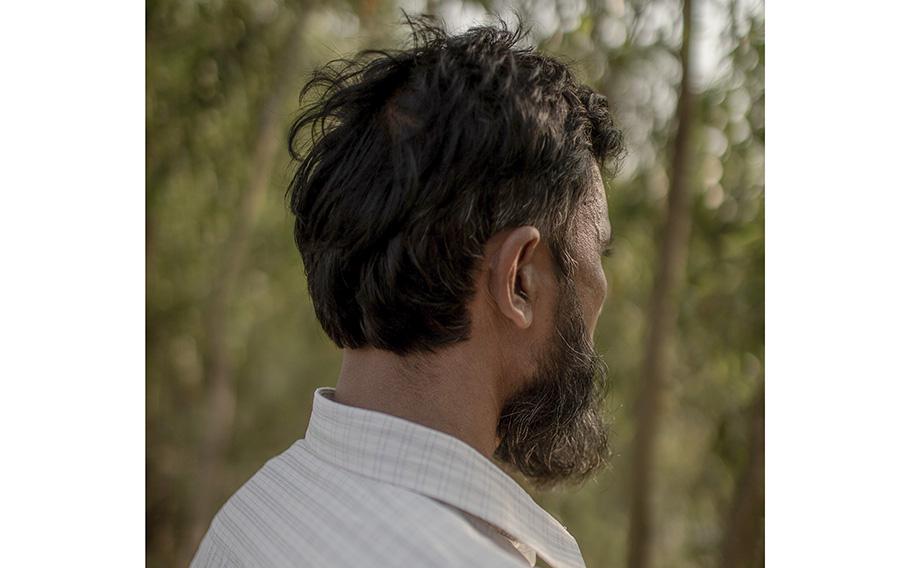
[{"x1": 190, "y1": 387, "x2": 587, "y2": 567}]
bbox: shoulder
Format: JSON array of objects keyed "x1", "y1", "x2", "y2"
[{"x1": 190, "y1": 444, "x2": 528, "y2": 568}]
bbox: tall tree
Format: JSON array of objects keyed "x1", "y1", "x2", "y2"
[{"x1": 626, "y1": 0, "x2": 696, "y2": 566}]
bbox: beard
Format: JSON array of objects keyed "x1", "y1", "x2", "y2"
[{"x1": 494, "y1": 277, "x2": 610, "y2": 487}]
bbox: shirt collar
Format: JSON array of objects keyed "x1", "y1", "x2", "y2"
[{"x1": 297, "y1": 387, "x2": 586, "y2": 568}]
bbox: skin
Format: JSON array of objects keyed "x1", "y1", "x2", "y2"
[{"x1": 334, "y1": 163, "x2": 613, "y2": 460}]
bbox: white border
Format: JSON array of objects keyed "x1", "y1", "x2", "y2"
[
  {"x1": 768, "y1": 1, "x2": 910, "y2": 565},
  {"x1": 0, "y1": 1, "x2": 145, "y2": 565}
]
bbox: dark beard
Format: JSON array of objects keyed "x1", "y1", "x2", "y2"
[{"x1": 494, "y1": 278, "x2": 610, "y2": 487}]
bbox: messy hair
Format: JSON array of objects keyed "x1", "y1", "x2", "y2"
[{"x1": 287, "y1": 15, "x2": 623, "y2": 355}]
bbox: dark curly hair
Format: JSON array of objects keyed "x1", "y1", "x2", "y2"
[{"x1": 287, "y1": 16, "x2": 623, "y2": 356}]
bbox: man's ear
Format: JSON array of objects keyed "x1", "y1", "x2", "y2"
[{"x1": 489, "y1": 226, "x2": 541, "y2": 329}]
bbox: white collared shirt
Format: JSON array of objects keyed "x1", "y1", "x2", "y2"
[{"x1": 191, "y1": 388, "x2": 586, "y2": 568}]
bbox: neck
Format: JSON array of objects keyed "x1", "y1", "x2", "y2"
[{"x1": 333, "y1": 344, "x2": 504, "y2": 458}]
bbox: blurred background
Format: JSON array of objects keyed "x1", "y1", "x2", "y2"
[{"x1": 146, "y1": 0, "x2": 764, "y2": 566}]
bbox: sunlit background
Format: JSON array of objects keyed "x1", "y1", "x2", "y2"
[{"x1": 146, "y1": 0, "x2": 764, "y2": 566}]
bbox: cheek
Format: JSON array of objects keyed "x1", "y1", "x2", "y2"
[
  {"x1": 594, "y1": 262, "x2": 608, "y2": 305},
  {"x1": 580, "y1": 262, "x2": 608, "y2": 336}
]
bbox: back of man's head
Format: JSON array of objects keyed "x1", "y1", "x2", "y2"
[{"x1": 287, "y1": 16, "x2": 624, "y2": 356}]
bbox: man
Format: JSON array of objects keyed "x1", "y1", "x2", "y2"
[{"x1": 192, "y1": 16, "x2": 623, "y2": 568}]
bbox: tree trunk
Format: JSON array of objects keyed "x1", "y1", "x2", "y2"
[
  {"x1": 720, "y1": 383, "x2": 765, "y2": 567},
  {"x1": 626, "y1": 0, "x2": 696, "y2": 567},
  {"x1": 185, "y1": 17, "x2": 308, "y2": 563}
]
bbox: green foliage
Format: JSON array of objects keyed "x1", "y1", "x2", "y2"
[{"x1": 147, "y1": 1, "x2": 764, "y2": 566}]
